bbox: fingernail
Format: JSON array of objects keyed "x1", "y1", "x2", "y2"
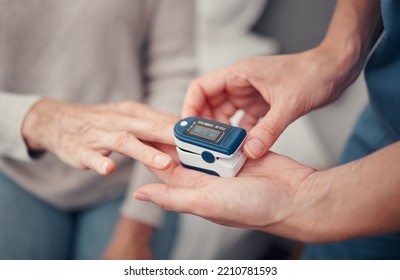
[
  {"x1": 101, "y1": 161, "x2": 109, "y2": 174},
  {"x1": 154, "y1": 154, "x2": 172, "y2": 168},
  {"x1": 134, "y1": 191, "x2": 150, "y2": 202},
  {"x1": 245, "y1": 138, "x2": 265, "y2": 159}
]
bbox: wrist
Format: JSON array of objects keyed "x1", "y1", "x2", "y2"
[
  {"x1": 312, "y1": 0, "x2": 382, "y2": 97},
  {"x1": 291, "y1": 170, "x2": 334, "y2": 242},
  {"x1": 21, "y1": 99, "x2": 53, "y2": 152},
  {"x1": 306, "y1": 39, "x2": 365, "y2": 103},
  {"x1": 269, "y1": 171, "x2": 327, "y2": 243},
  {"x1": 317, "y1": 36, "x2": 362, "y2": 77},
  {"x1": 291, "y1": 162, "x2": 361, "y2": 243}
]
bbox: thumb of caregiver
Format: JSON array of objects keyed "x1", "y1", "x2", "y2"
[{"x1": 183, "y1": 46, "x2": 362, "y2": 159}]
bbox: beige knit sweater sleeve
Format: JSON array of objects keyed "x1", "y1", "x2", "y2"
[
  {"x1": 0, "y1": 92, "x2": 41, "y2": 161},
  {"x1": 120, "y1": 0, "x2": 197, "y2": 225}
]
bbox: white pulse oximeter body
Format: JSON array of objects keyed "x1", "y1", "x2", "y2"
[{"x1": 174, "y1": 117, "x2": 247, "y2": 177}]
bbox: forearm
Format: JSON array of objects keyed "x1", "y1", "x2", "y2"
[
  {"x1": 316, "y1": 0, "x2": 382, "y2": 96},
  {"x1": 299, "y1": 141, "x2": 400, "y2": 242},
  {"x1": 322, "y1": 0, "x2": 382, "y2": 56},
  {"x1": 295, "y1": 2, "x2": 386, "y2": 241}
]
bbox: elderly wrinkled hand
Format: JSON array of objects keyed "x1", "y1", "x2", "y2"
[{"x1": 22, "y1": 99, "x2": 178, "y2": 175}]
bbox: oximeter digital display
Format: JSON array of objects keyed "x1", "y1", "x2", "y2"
[
  {"x1": 188, "y1": 124, "x2": 222, "y2": 142},
  {"x1": 174, "y1": 117, "x2": 247, "y2": 177}
]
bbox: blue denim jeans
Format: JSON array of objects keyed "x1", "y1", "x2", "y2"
[{"x1": 0, "y1": 171, "x2": 178, "y2": 260}]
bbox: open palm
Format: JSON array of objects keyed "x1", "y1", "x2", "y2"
[{"x1": 135, "y1": 149, "x2": 316, "y2": 239}]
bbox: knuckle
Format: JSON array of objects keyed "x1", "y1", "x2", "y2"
[
  {"x1": 224, "y1": 60, "x2": 250, "y2": 84},
  {"x1": 237, "y1": 57, "x2": 261, "y2": 80},
  {"x1": 69, "y1": 155, "x2": 87, "y2": 170},
  {"x1": 116, "y1": 100, "x2": 138, "y2": 112},
  {"x1": 81, "y1": 130, "x2": 99, "y2": 147},
  {"x1": 238, "y1": 57, "x2": 254, "y2": 66},
  {"x1": 237, "y1": 57, "x2": 256, "y2": 70},
  {"x1": 157, "y1": 187, "x2": 178, "y2": 212},
  {"x1": 76, "y1": 157, "x2": 90, "y2": 170},
  {"x1": 137, "y1": 144, "x2": 153, "y2": 162},
  {"x1": 156, "y1": 198, "x2": 170, "y2": 211},
  {"x1": 80, "y1": 150, "x2": 94, "y2": 166},
  {"x1": 77, "y1": 164, "x2": 89, "y2": 171},
  {"x1": 256, "y1": 120, "x2": 281, "y2": 140},
  {"x1": 124, "y1": 100, "x2": 138, "y2": 109},
  {"x1": 148, "y1": 119, "x2": 165, "y2": 133},
  {"x1": 114, "y1": 131, "x2": 132, "y2": 150},
  {"x1": 188, "y1": 78, "x2": 208, "y2": 96},
  {"x1": 189, "y1": 78, "x2": 202, "y2": 89}
]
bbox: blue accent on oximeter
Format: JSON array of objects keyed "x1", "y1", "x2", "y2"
[
  {"x1": 201, "y1": 151, "x2": 215, "y2": 163},
  {"x1": 174, "y1": 117, "x2": 247, "y2": 156},
  {"x1": 181, "y1": 162, "x2": 220, "y2": 176}
]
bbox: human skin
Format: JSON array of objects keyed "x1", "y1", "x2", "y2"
[
  {"x1": 182, "y1": 0, "x2": 382, "y2": 159},
  {"x1": 133, "y1": 0, "x2": 400, "y2": 242},
  {"x1": 22, "y1": 99, "x2": 178, "y2": 175},
  {"x1": 21, "y1": 99, "x2": 180, "y2": 259},
  {"x1": 135, "y1": 139, "x2": 400, "y2": 243},
  {"x1": 103, "y1": 216, "x2": 153, "y2": 260}
]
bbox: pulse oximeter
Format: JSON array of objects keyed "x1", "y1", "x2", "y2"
[{"x1": 174, "y1": 117, "x2": 247, "y2": 177}]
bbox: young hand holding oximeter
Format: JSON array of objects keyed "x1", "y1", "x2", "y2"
[{"x1": 174, "y1": 117, "x2": 247, "y2": 177}]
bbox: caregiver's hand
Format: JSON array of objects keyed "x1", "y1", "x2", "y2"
[
  {"x1": 22, "y1": 99, "x2": 177, "y2": 175},
  {"x1": 183, "y1": 46, "x2": 362, "y2": 159},
  {"x1": 134, "y1": 152, "x2": 319, "y2": 242},
  {"x1": 136, "y1": 141, "x2": 400, "y2": 242}
]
